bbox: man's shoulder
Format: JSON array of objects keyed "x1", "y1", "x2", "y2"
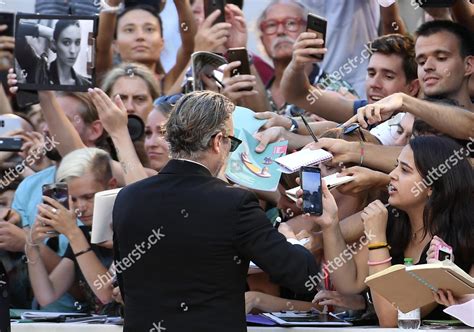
[{"x1": 16, "y1": 166, "x2": 56, "y2": 192}]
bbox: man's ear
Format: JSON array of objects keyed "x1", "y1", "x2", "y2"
[
  {"x1": 407, "y1": 78, "x2": 420, "y2": 97},
  {"x1": 464, "y1": 55, "x2": 474, "y2": 77},
  {"x1": 211, "y1": 132, "x2": 223, "y2": 154},
  {"x1": 107, "y1": 177, "x2": 118, "y2": 189},
  {"x1": 86, "y1": 120, "x2": 104, "y2": 144}
]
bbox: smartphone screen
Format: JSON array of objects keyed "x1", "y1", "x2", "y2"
[
  {"x1": 306, "y1": 13, "x2": 327, "y2": 61},
  {"x1": 300, "y1": 166, "x2": 323, "y2": 216},
  {"x1": 204, "y1": 0, "x2": 226, "y2": 24},
  {"x1": 0, "y1": 12, "x2": 14, "y2": 37},
  {"x1": 42, "y1": 183, "x2": 69, "y2": 209}
]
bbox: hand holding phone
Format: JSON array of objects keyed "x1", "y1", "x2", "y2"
[
  {"x1": 42, "y1": 183, "x2": 69, "y2": 236},
  {"x1": 204, "y1": 0, "x2": 226, "y2": 24},
  {"x1": 42, "y1": 183, "x2": 69, "y2": 209},
  {"x1": 300, "y1": 166, "x2": 323, "y2": 216},
  {"x1": 226, "y1": 47, "x2": 253, "y2": 91},
  {"x1": 306, "y1": 13, "x2": 327, "y2": 61}
]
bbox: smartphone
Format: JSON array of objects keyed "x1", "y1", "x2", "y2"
[
  {"x1": 0, "y1": 137, "x2": 22, "y2": 152},
  {"x1": 226, "y1": 47, "x2": 252, "y2": 91},
  {"x1": 306, "y1": 13, "x2": 327, "y2": 61},
  {"x1": 42, "y1": 183, "x2": 69, "y2": 210},
  {"x1": 300, "y1": 166, "x2": 323, "y2": 216},
  {"x1": 16, "y1": 89, "x2": 40, "y2": 109},
  {"x1": 418, "y1": 0, "x2": 456, "y2": 7},
  {"x1": 204, "y1": 0, "x2": 226, "y2": 24},
  {"x1": 435, "y1": 243, "x2": 453, "y2": 261},
  {"x1": 0, "y1": 116, "x2": 23, "y2": 136},
  {"x1": 0, "y1": 12, "x2": 14, "y2": 37},
  {"x1": 0, "y1": 261, "x2": 10, "y2": 332}
]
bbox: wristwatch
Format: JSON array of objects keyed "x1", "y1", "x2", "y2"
[
  {"x1": 287, "y1": 117, "x2": 299, "y2": 133},
  {"x1": 100, "y1": 0, "x2": 124, "y2": 13}
]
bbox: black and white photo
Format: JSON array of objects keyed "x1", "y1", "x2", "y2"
[{"x1": 14, "y1": 13, "x2": 97, "y2": 92}]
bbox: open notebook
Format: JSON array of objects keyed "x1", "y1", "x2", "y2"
[
  {"x1": 365, "y1": 260, "x2": 474, "y2": 313},
  {"x1": 91, "y1": 188, "x2": 122, "y2": 244},
  {"x1": 285, "y1": 173, "x2": 355, "y2": 202},
  {"x1": 275, "y1": 148, "x2": 333, "y2": 173}
]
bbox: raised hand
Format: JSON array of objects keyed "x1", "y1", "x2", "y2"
[
  {"x1": 292, "y1": 32, "x2": 327, "y2": 68},
  {"x1": 88, "y1": 88, "x2": 128, "y2": 138}
]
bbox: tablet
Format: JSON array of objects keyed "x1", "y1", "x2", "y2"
[{"x1": 262, "y1": 310, "x2": 352, "y2": 326}]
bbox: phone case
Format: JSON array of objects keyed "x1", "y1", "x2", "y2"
[
  {"x1": 227, "y1": 48, "x2": 252, "y2": 91},
  {"x1": 204, "y1": 0, "x2": 226, "y2": 23},
  {"x1": 0, "y1": 137, "x2": 22, "y2": 152},
  {"x1": 306, "y1": 13, "x2": 327, "y2": 61}
]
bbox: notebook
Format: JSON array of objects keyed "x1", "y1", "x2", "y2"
[
  {"x1": 91, "y1": 188, "x2": 122, "y2": 244},
  {"x1": 275, "y1": 148, "x2": 333, "y2": 173},
  {"x1": 365, "y1": 260, "x2": 474, "y2": 313},
  {"x1": 285, "y1": 173, "x2": 355, "y2": 202}
]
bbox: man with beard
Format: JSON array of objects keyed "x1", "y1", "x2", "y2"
[
  {"x1": 113, "y1": 91, "x2": 323, "y2": 332},
  {"x1": 257, "y1": 0, "x2": 314, "y2": 116},
  {"x1": 2, "y1": 92, "x2": 105, "y2": 311}
]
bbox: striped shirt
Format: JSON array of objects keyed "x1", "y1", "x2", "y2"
[{"x1": 35, "y1": 0, "x2": 100, "y2": 15}]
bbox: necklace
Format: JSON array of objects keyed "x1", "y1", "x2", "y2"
[{"x1": 412, "y1": 226, "x2": 424, "y2": 240}]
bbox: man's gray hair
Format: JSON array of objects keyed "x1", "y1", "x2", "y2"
[
  {"x1": 165, "y1": 91, "x2": 235, "y2": 160},
  {"x1": 257, "y1": 0, "x2": 309, "y2": 31}
]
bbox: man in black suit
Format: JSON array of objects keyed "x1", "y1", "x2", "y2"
[{"x1": 113, "y1": 91, "x2": 322, "y2": 332}]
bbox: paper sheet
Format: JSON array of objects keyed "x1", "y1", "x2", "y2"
[{"x1": 443, "y1": 299, "x2": 474, "y2": 327}]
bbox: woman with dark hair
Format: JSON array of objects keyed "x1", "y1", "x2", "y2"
[
  {"x1": 302, "y1": 135, "x2": 473, "y2": 327},
  {"x1": 16, "y1": 19, "x2": 89, "y2": 86}
]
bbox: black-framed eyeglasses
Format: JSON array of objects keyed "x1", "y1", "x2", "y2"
[
  {"x1": 341, "y1": 123, "x2": 366, "y2": 142},
  {"x1": 259, "y1": 17, "x2": 306, "y2": 35},
  {"x1": 212, "y1": 133, "x2": 242, "y2": 152}
]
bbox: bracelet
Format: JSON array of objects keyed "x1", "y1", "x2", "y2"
[
  {"x1": 24, "y1": 243, "x2": 39, "y2": 264},
  {"x1": 74, "y1": 247, "x2": 93, "y2": 258},
  {"x1": 368, "y1": 242, "x2": 391, "y2": 250},
  {"x1": 368, "y1": 256, "x2": 392, "y2": 266},
  {"x1": 100, "y1": 0, "x2": 124, "y2": 13},
  {"x1": 359, "y1": 141, "x2": 364, "y2": 166},
  {"x1": 26, "y1": 229, "x2": 40, "y2": 247}
]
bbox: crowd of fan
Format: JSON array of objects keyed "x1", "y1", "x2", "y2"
[{"x1": 0, "y1": 0, "x2": 473, "y2": 328}]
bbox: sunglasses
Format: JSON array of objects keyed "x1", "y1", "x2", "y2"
[
  {"x1": 212, "y1": 133, "x2": 242, "y2": 152},
  {"x1": 226, "y1": 135, "x2": 242, "y2": 152}
]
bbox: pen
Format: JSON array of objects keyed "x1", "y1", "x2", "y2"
[
  {"x1": 210, "y1": 74, "x2": 226, "y2": 89},
  {"x1": 300, "y1": 115, "x2": 319, "y2": 143},
  {"x1": 3, "y1": 209, "x2": 11, "y2": 221}
]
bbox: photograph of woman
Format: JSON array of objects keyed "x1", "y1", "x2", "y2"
[{"x1": 15, "y1": 15, "x2": 94, "y2": 90}]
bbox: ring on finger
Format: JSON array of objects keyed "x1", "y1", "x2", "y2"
[{"x1": 51, "y1": 207, "x2": 58, "y2": 215}]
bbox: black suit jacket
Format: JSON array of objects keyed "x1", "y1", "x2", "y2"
[{"x1": 113, "y1": 160, "x2": 321, "y2": 332}]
